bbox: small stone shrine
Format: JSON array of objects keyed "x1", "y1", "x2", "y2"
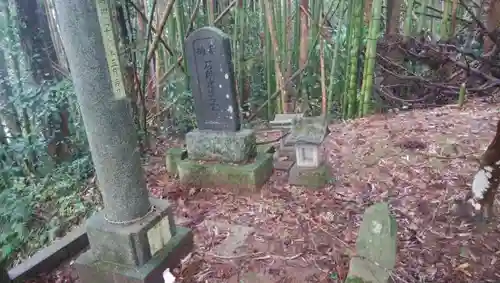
[
  {"x1": 167, "y1": 26, "x2": 273, "y2": 191},
  {"x1": 288, "y1": 116, "x2": 330, "y2": 188},
  {"x1": 269, "y1": 113, "x2": 304, "y2": 171}
]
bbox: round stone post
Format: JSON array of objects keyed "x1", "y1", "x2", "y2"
[
  {"x1": 54, "y1": 0, "x2": 150, "y2": 223},
  {"x1": 53, "y1": 2, "x2": 193, "y2": 282}
]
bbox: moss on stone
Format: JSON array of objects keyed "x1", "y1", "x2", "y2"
[
  {"x1": 288, "y1": 164, "x2": 330, "y2": 188},
  {"x1": 177, "y1": 153, "x2": 273, "y2": 192},
  {"x1": 185, "y1": 129, "x2": 256, "y2": 163}
]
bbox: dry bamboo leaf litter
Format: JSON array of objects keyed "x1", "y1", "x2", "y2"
[{"x1": 28, "y1": 100, "x2": 500, "y2": 283}]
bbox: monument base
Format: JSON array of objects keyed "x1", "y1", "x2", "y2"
[
  {"x1": 185, "y1": 129, "x2": 256, "y2": 163},
  {"x1": 288, "y1": 163, "x2": 330, "y2": 188},
  {"x1": 74, "y1": 227, "x2": 193, "y2": 283},
  {"x1": 177, "y1": 152, "x2": 274, "y2": 192},
  {"x1": 84, "y1": 198, "x2": 177, "y2": 267}
]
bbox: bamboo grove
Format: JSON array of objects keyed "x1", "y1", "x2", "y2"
[{"x1": 120, "y1": 0, "x2": 482, "y2": 128}]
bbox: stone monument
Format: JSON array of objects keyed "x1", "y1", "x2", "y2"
[
  {"x1": 288, "y1": 116, "x2": 330, "y2": 188},
  {"x1": 54, "y1": 0, "x2": 193, "y2": 282},
  {"x1": 166, "y1": 26, "x2": 273, "y2": 191},
  {"x1": 346, "y1": 202, "x2": 397, "y2": 283}
]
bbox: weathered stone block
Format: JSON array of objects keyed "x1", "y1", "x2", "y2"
[
  {"x1": 269, "y1": 113, "x2": 304, "y2": 129},
  {"x1": 288, "y1": 163, "x2": 330, "y2": 188},
  {"x1": 74, "y1": 227, "x2": 193, "y2": 283},
  {"x1": 186, "y1": 129, "x2": 256, "y2": 163},
  {"x1": 177, "y1": 153, "x2": 273, "y2": 191},
  {"x1": 165, "y1": 148, "x2": 187, "y2": 176},
  {"x1": 346, "y1": 202, "x2": 397, "y2": 283},
  {"x1": 85, "y1": 198, "x2": 176, "y2": 267}
]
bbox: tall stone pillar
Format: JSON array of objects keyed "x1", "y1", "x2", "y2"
[{"x1": 53, "y1": 0, "x2": 193, "y2": 282}]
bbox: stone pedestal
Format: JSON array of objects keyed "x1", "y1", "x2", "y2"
[
  {"x1": 186, "y1": 129, "x2": 256, "y2": 163},
  {"x1": 175, "y1": 129, "x2": 273, "y2": 191},
  {"x1": 74, "y1": 198, "x2": 193, "y2": 283},
  {"x1": 75, "y1": 227, "x2": 193, "y2": 283},
  {"x1": 178, "y1": 152, "x2": 274, "y2": 192},
  {"x1": 288, "y1": 163, "x2": 330, "y2": 189}
]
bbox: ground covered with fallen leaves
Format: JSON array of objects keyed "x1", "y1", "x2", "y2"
[{"x1": 30, "y1": 100, "x2": 500, "y2": 283}]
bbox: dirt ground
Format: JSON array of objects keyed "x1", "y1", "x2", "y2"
[{"x1": 29, "y1": 100, "x2": 500, "y2": 282}]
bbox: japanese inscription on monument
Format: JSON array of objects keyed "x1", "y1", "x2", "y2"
[
  {"x1": 96, "y1": 0, "x2": 127, "y2": 100},
  {"x1": 185, "y1": 27, "x2": 241, "y2": 131}
]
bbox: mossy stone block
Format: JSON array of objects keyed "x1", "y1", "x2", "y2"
[
  {"x1": 165, "y1": 148, "x2": 187, "y2": 176},
  {"x1": 346, "y1": 202, "x2": 397, "y2": 283},
  {"x1": 186, "y1": 129, "x2": 256, "y2": 163},
  {"x1": 177, "y1": 153, "x2": 273, "y2": 192},
  {"x1": 288, "y1": 163, "x2": 330, "y2": 188}
]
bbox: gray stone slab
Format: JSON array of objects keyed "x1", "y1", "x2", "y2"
[
  {"x1": 184, "y1": 26, "x2": 240, "y2": 132},
  {"x1": 8, "y1": 225, "x2": 88, "y2": 282},
  {"x1": 186, "y1": 129, "x2": 256, "y2": 163},
  {"x1": 274, "y1": 159, "x2": 295, "y2": 171},
  {"x1": 204, "y1": 221, "x2": 254, "y2": 257},
  {"x1": 75, "y1": 226, "x2": 193, "y2": 283},
  {"x1": 85, "y1": 198, "x2": 176, "y2": 267},
  {"x1": 269, "y1": 113, "x2": 304, "y2": 129},
  {"x1": 346, "y1": 202, "x2": 397, "y2": 283}
]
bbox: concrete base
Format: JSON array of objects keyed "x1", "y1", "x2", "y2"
[
  {"x1": 185, "y1": 129, "x2": 256, "y2": 163},
  {"x1": 85, "y1": 198, "x2": 176, "y2": 267},
  {"x1": 177, "y1": 152, "x2": 274, "y2": 192},
  {"x1": 274, "y1": 158, "x2": 295, "y2": 171},
  {"x1": 288, "y1": 163, "x2": 330, "y2": 188},
  {"x1": 74, "y1": 227, "x2": 193, "y2": 283}
]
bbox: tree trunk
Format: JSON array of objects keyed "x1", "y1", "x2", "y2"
[
  {"x1": 386, "y1": 0, "x2": 401, "y2": 34},
  {"x1": 485, "y1": 0, "x2": 500, "y2": 54}
]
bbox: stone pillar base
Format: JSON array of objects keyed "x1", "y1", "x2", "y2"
[
  {"x1": 84, "y1": 198, "x2": 177, "y2": 267},
  {"x1": 74, "y1": 226, "x2": 193, "y2": 283}
]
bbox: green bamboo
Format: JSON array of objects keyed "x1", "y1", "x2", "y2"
[
  {"x1": 417, "y1": 0, "x2": 428, "y2": 32},
  {"x1": 360, "y1": 0, "x2": 383, "y2": 116},
  {"x1": 458, "y1": 83, "x2": 466, "y2": 107},
  {"x1": 346, "y1": 0, "x2": 364, "y2": 119},
  {"x1": 441, "y1": 0, "x2": 451, "y2": 40},
  {"x1": 326, "y1": 0, "x2": 346, "y2": 119},
  {"x1": 342, "y1": 0, "x2": 354, "y2": 118},
  {"x1": 403, "y1": 0, "x2": 415, "y2": 43}
]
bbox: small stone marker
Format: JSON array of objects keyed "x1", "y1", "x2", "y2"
[
  {"x1": 293, "y1": 116, "x2": 328, "y2": 168},
  {"x1": 346, "y1": 202, "x2": 397, "y2": 283},
  {"x1": 185, "y1": 26, "x2": 240, "y2": 132},
  {"x1": 288, "y1": 116, "x2": 330, "y2": 188}
]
